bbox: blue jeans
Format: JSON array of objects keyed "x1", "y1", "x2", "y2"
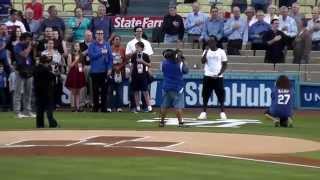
[
  {"x1": 164, "y1": 34, "x2": 179, "y2": 43},
  {"x1": 161, "y1": 90, "x2": 184, "y2": 109}
]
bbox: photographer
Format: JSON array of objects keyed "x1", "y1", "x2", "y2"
[
  {"x1": 13, "y1": 32, "x2": 35, "y2": 118},
  {"x1": 33, "y1": 55, "x2": 59, "y2": 128},
  {"x1": 159, "y1": 49, "x2": 189, "y2": 127}
]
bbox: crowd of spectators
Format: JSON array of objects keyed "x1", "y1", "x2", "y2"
[{"x1": 0, "y1": 0, "x2": 318, "y2": 116}]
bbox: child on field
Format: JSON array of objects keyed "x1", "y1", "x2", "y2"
[{"x1": 265, "y1": 75, "x2": 294, "y2": 127}]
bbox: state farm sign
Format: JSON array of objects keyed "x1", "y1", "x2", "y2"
[{"x1": 113, "y1": 16, "x2": 163, "y2": 29}]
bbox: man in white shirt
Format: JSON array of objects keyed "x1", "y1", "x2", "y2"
[
  {"x1": 125, "y1": 25, "x2": 153, "y2": 56},
  {"x1": 5, "y1": 9, "x2": 27, "y2": 34},
  {"x1": 198, "y1": 37, "x2": 228, "y2": 120},
  {"x1": 279, "y1": 6, "x2": 298, "y2": 49}
]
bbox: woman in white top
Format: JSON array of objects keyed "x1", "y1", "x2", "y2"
[{"x1": 198, "y1": 37, "x2": 228, "y2": 120}]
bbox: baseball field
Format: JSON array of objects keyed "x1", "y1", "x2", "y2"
[{"x1": 0, "y1": 108, "x2": 319, "y2": 179}]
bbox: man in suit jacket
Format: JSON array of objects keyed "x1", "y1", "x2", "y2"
[{"x1": 293, "y1": 19, "x2": 312, "y2": 64}]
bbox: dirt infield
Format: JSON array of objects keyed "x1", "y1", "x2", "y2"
[{"x1": 1, "y1": 130, "x2": 320, "y2": 167}]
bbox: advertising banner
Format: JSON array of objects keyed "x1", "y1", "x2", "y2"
[
  {"x1": 300, "y1": 84, "x2": 320, "y2": 109},
  {"x1": 113, "y1": 16, "x2": 163, "y2": 29}
]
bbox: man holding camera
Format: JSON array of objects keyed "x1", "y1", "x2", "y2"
[
  {"x1": 159, "y1": 49, "x2": 189, "y2": 127},
  {"x1": 33, "y1": 55, "x2": 59, "y2": 128},
  {"x1": 13, "y1": 32, "x2": 35, "y2": 118}
]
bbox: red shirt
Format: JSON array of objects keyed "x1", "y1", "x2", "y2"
[{"x1": 25, "y1": 2, "x2": 43, "y2": 20}]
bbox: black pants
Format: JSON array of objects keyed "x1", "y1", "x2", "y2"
[
  {"x1": 202, "y1": 76, "x2": 225, "y2": 109},
  {"x1": 91, "y1": 73, "x2": 107, "y2": 112},
  {"x1": 54, "y1": 75, "x2": 63, "y2": 107},
  {"x1": 227, "y1": 39, "x2": 242, "y2": 55},
  {"x1": 36, "y1": 96, "x2": 58, "y2": 128},
  {"x1": 0, "y1": 88, "x2": 6, "y2": 111}
]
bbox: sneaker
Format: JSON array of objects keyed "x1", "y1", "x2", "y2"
[
  {"x1": 274, "y1": 120, "x2": 280, "y2": 127},
  {"x1": 159, "y1": 121, "x2": 165, "y2": 127},
  {"x1": 117, "y1": 108, "x2": 123, "y2": 112},
  {"x1": 147, "y1": 106, "x2": 152, "y2": 112},
  {"x1": 107, "y1": 108, "x2": 112, "y2": 113},
  {"x1": 136, "y1": 106, "x2": 141, "y2": 112},
  {"x1": 26, "y1": 112, "x2": 36, "y2": 118},
  {"x1": 264, "y1": 113, "x2": 281, "y2": 126},
  {"x1": 220, "y1": 112, "x2": 227, "y2": 120},
  {"x1": 16, "y1": 113, "x2": 28, "y2": 119},
  {"x1": 197, "y1": 112, "x2": 207, "y2": 120}
]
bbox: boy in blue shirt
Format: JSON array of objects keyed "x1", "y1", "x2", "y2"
[
  {"x1": 159, "y1": 49, "x2": 189, "y2": 127},
  {"x1": 265, "y1": 75, "x2": 294, "y2": 127}
]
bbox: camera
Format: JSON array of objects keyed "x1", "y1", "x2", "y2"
[{"x1": 162, "y1": 49, "x2": 185, "y2": 63}]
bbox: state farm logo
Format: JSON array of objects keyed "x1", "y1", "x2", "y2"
[
  {"x1": 113, "y1": 16, "x2": 163, "y2": 28},
  {"x1": 138, "y1": 118, "x2": 262, "y2": 128}
]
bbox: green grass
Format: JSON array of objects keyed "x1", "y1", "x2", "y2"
[
  {"x1": 1, "y1": 110, "x2": 320, "y2": 179},
  {"x1": 0, "y1": 156, "x2": 319, "y2": 180}
]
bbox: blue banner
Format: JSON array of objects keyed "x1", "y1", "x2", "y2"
[{"x1": 300, "y1": 84, "x2": 320, "y2": 108}]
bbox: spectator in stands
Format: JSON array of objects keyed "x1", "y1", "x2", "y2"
[
  {"x1": 6, "y1": 27, "x2": 22, "y2": 66},
  {"x1": 98, "y1": 0, "x2": 121, "y2": 15},
  {"x1": 52, "y1": 29, "x2": 68, "y2": 58},
  {"x1": 80, "y1": 30, "x2": 94, "y2": 108},
  {"x1": 252, "y1": 0, "x2": 269, "y2": 12},
  {"x1": 0, "y1": 61, "x2": 7, "y2": 111},
  {"x1": 224, "y1": 6, "x2": 248, "y2": 55},
  {"x1": 185, "y1": 2, "x2": 208, "y2": 44},
  {"x1": 24, "y1": 8, "x2": 40, "y2": 39},
  {"x1": 130, "y1": 41, "x2": 152, "y2": 112},
  {"x1": 293, "y1": 19, "x2": 311, "y2": 64},
  {"x1": 279, "y1": 6, "x2": 298, "y2": 49},
  {"x1": 5, "y1": 9, "x2": 26, "y2": 34},
  {"x1": 67, "y1": 7, "x2": 91, "y2": 43},
  {"x1": 37, "y1": 27, "x2": 53, "y2": 56},
  {"x1": 90, "y1": 5, "x2": 115, "y2": 42},
  {"x1": 75, "y1": 0, "x2": 94, "y2": 16},
  {"x1": 108, "y1": 35, "x2": 127, "y2": 112},
  {"x1": 39, "y1": 5, "x2": 66, "y2": 39},
  {"x1": 0, "y1": 0, "x2": 10, "y2": 18},
  {"x1": 232, "y1": 0, "x2": 247, "y2": 13},
  {"x1": 162, "y1": 4, "x2": 185, "y2": 44},
  {"x1": 264, "y1": 5, "x2": 278, "y2": 24},
  {"x1": 245, "y1": 6, "x2": 257, "y2": 27},
  {"x1": 126, "y1": 26, "x2": 154, "y2": 56},
  {"x1": 41, "y1": 39, "x2": 65, "y2": 109},
  {"x1": 200, "y1": 6, "x2": 224, "y2": 50},
  {"x1": 13, "y1": 32, "x2": 35, "y2": 118},
  {"x1": 290, "y1": 3, "x2": 304, "y2": 32},
  {"x1": 0, "y1": 24, "x2": 10, "y2": 72},
  {"x1": 279, "y1": 0, "x2": 296, "y2": 8},
  {"x1": 198, "y1": 37, "x2": 228, "y2": 120},
  {"x1": 25, "y1": 0, "x2": 43, "y2": 20},
  {"x1": 249, "y1": 10, "x2": 271, "y2": 50},
  {"x1": 88, "y1": 29, "x2": 113, "y2": 112},
  {"x1": 65, "y1": 42, "x2": 86, "y2": 112},
  {"x1": 263, "y1": 19, "x2": 288, "y2": 63},
  {"x1": 307, "y1": 7, "x2": 320, "y2": 51}
]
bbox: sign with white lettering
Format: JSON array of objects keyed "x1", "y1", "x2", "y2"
[
  {"x1": 300, "y1": 84, "x2": 320, "y2": 108},
  {"x1": 113, "y1": 16, "x2": 163, "y2": 29}
]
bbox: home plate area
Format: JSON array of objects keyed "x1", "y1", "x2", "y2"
[
  {"x1": 138, "y1": 118, "x2": 262, "y2": 128},
  {"x1": 0, "y1": 136, "x2": 184, "y2": 157}
]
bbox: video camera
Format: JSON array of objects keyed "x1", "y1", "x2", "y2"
[{"x1": 162, "y1": 49, "x2": 185, "y2": 63}]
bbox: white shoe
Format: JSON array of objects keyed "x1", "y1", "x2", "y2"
[
  {"x1": 220, "y1": 112, "x2": 227, "y2": 120},
  {"x1": 136, "y1": 106, "x2": 141, "y2": 112},
  {"x1": 197, "y1": 112, "x2": 207, "y2": 120},
  {"x1": 147, "y1": 106, "x2": 152, "y2": 112},
  {"x1": 117, "y1": 108, "x2": 123, "y2": 112},
  {"x1": 107, "y1": 108, "x2": 112, "y2": 112},
  {"x1": 17, "y1": 113, "x2": 28, "y2": 119}
]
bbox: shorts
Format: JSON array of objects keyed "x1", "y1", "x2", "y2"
[
  {"x1": 131, "y1": 77, "x2": 148, "y2": 91},
  {"x1": 161, "y1": 90, "x2": 184, "y2": 109}
]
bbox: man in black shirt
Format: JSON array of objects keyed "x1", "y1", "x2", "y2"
[
  {"x1": 33, "y1": 55, "x2": 59, "y2": 128},
  {"x1": 263, "y1": 19, "x2": 288, "y2": 64},
  {"x1": 162, "y1": 4, "x2": 185, "y2": 44}
]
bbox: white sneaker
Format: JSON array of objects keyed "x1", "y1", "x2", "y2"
[
  {"x1": 17, "y1": 113, "x2": 28, "y2": 119},
  {"x1": 28, "y1": 112, "x2": 36, "y2": 118},
  {"x1": 147, "y1": 106, "x2": 152, "y2": 112},
  {"x1": 220, "y1": 112, "x2": 227, "y2": 120},
  {"x1": 107, "y1": 108, "x2": 112, "y2": 112},
  {"x1": 136, "y1": 106, "x2": 141, "y2": 112},
  {"x1": 197, "y1": 112, "x2": 207, "y2": 120},
  {"x1": 117, "y1": 108, "x2": 123, "y2": 112}
]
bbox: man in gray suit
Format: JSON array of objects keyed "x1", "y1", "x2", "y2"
[{"x1": 293, "y1": 19, "x2": 312, "y2": 64}]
